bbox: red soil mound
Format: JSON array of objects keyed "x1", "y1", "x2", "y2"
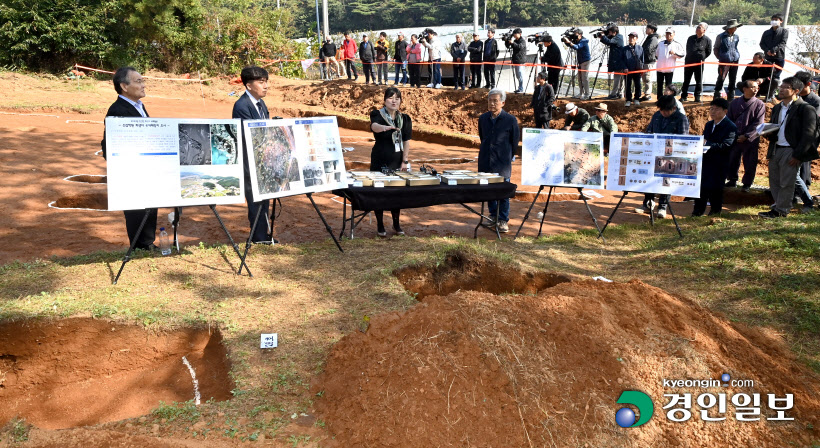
[{"x1": 314, "y1": 271, "x2": 820, "y2": 446}]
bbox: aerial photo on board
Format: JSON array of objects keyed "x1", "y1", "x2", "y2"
[{"x1": 564, "y1": 141, "x2": 602, "y2": 186}]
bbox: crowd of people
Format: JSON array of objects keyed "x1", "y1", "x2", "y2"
[{"x1": 317, "y1": 15, "x2": 805, "y2": 108}]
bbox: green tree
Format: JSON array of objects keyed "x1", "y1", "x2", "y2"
[
  {"x1": 628, "y1": 0, "x2": 673, "y2": 24},
  {"x1": 701, "y1": 0, "x2": 766, "y2": 25}
]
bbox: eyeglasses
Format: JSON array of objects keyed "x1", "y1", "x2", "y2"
[{"x1": 131, "y1": 78, "x2": 146, "y2": 85}]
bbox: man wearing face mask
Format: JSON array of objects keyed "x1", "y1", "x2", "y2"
[{"x1": 760, "y1": 14, "x2": 789, "y2": 102}]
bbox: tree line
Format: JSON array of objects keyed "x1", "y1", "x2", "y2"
[{"x1": 1, "y1": 0, "x2": 817, "y2": 74}]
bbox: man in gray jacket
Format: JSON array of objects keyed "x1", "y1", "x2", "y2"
[{"x1": 421, "y1": 31, "x2": 442, "y2": 88}]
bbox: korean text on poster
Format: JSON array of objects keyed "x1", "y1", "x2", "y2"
[
  {"x1": 606, "y1": 133, "x2": 704, "y2": 197},
  {"x1": 106, "y1": 117, "x2": 244, "y2": 210}
]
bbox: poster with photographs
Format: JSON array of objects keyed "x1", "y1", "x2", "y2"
[
  {"x1": 521, "y1": 128, "x2": 604, "y2": 188},
  {"x1": 243, "y1": 116, "x2": 347, "y2": 201},
  {"x1": 606, "y1": 133, "x2": 704, "y2": 197},
  {"x1": 106, "y1": 117, "x2": 244, "y2": 210}
]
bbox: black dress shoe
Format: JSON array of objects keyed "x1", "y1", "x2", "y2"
[
  {"x1": 136, "y1": 243, "x2": 158, "y2": 252},
  {"x1": 758, "y1": 210, "x2": 785, "y2": 219}
]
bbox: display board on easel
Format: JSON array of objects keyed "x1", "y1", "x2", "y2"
[
  {"x1": 243, "y1": 116, "x2": 348, "y2": 201},
  {"x1": 106, "y1": 117, "x2": 244, "y2": 210},
  {"x1": 606, "y1": 133, "x2": 704, "y2": 197},
  {"x1": 521, "y1": 128, "x2": 604, "y2": 189}
]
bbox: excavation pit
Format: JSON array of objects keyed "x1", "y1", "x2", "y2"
[
  {"x1": 64, "y1": 174, "x2": 107, "y2": 184},
  {"x1": 0, "y1": 318, "x2": 233, "y2": 429},
  {"x1": 49, "y1": 193, "x2": 108, "y2": 210},
  {"x1": 394, "y1": 250, "x2": 571, "y2": 300}
]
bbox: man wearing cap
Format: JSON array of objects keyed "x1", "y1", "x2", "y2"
[
  {"x1": 478, "y1": 89, "x2": 519, "y2": 233},
  {"x1": 714, "y1": 19, "x2": 741, "y2": 101},
  {"x1": 531, "y1": 71, "x2": 555, "y2": 129},
  {"x1": 587, "y1": 103, "x2": 618, "y2": 152},
  {"x1": 506, "y1": 28, "x2": 527, "y2": 94},
  {"x1": 450, "y1": 34, "x2": 468, "y2": 90},
  {"x1": 393, "y1": 32, "x2": 408, "y2": 86},
  {"x1": 599, "y1": 25, "x2": 625, "y2": 99},
  {"x1": 640, "y1": 24, "x2": 660, "y2": 102},
  {"x1": 467, "y1": 33, "x2": 484, "y2": 88},
  {"x1": 623, "y1": 31, "x2": 644, "y2": 107},
  {"x1": 681, "y1": 23, "x2": 712, "y2": 102},
  {"x1": 421, "y1": 31, "x2": 443, "y2": 88},
  {"x1": 655, "y1": 28, "x2": 685, "y2": 99},
  {"x1": 563, "y1": 103, "x2": 590, "y2": 131},
  {"x1": 760, "y1": 14, "x2": 789, "y2": 101},
  {"x1": 693, "y1": 98, "x2": 738, "y2": 216},
  {"x1": 483, "y1": 29, "x2": 499, "y2": 89}
]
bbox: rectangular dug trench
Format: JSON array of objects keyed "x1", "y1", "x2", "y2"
[{"x1": 0, "y1": 318, "x2": 233, "y2": 429}]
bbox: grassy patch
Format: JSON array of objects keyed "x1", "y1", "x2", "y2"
[{"x1": 0, "y1": 208, "x2": 818, "y2": 443}]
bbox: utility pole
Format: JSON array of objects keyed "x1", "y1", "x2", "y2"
[
  {"x1": 783, "y1": 0, "x2": 792, "y2": 26},
  {"x1": 474, "y1": 0, "x2": 479, "y2": 34},
  {"x1": 690, "y1": 0, "x2": 697, "y2": 27},
  {"x1": 322, "y1": 0, "x2": 329, "y2": 38},
  {"x1": 483, "y1": 0, "x2": 487, "y2": 30}
]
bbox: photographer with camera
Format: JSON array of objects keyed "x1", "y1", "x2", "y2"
[
  {"x1": 450, "y1": 34, "x2": 468, "y2": 90},
  {"x1": 420, "y1": 29, "x2": 443, "y2": 89},
  {"x1": 531, "y1": 71, "x2": 555, "y2": 128},
  {"x1": 561, "y1": 28, "x2": 591, "y2": 100},
  {"x1": 483, "y1": 29, "x2": 500, "y2": 89},
  {"x1": 538, "y1": 34, "x2": 563, "y2": 93},
  {"x1": 505, "y1": 28, "x2": 527, "y2": 94},
  {"x1": 640, "y1": 24, "x2": 659, "y2": 101},
  {"x1": 595, "y1": 23, "x2": 625, "y2": 99}
]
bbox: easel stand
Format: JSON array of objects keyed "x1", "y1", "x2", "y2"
[
  {"x1": 599, "y1": 191, "x2": 683, "y2": 237},
  {"x1": 514, "y1": 186, "x2": 604, "y2": 241},
  {"x1": 113, "y1": 205, "x2": 247, "y2": 284},
  {"x1": 238, "y1": 193, "x2": 343, "y2": 275}
]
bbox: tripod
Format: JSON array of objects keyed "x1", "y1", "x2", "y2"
[
  {"x1": 496, "y1": 44, "x2": 514, "y2": 91},
  {"x1": 523, "y1": 44, "x2": 545, "y2": 95},
  {"x1": 590, "y1": 43, "x2": 609, "y2": 99},
  {"x1": 560, "y1": 47, "x2": 577, "y2": 98}
]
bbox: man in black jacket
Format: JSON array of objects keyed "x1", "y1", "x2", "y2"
[
  {"x1": 760, "y1": 13, "x2": 789, "y2": 101},
  {"x1": 467, "y1": 33, "x2": 483, "y2": 88},
  {"x1": 101, "y1": 67, "x2": 158, "y2": 250},
  {"x1": 359, "y1": 34, "x2": 376, "y2": 85},
  {"x1": 232, "y1": 66, "x2": 274, "y2": 243},
  {"x1": 741, "y1": 52, "x2": 774, "y2": 99},
  {"x1": 540, "y1": 35, "x2": 563, "y2": 94},
  {"x1": 531, "y1": 72, "x2": 555, "y2": 128},
  {"x1": 693, "y1": 98, "x2": 738, "y2": 216},
  {"x1": 393, "y1": 32, "x2": 408, "y2": 85},
  {"x1": 681, "y1": 23, "x2": 712, "y2": 102},
  {"x1": 506, "y1": 28, "x2": 527, "y2": 94},
  {"x1": 483, "y1": 29, "x2": 499, "y2": 89},
  {"x1": 640, "y1": 24, "x2": 659, "y2": 101},
  {"x1": 321, "y1": 36, "x2": 339, "y2": 79},
  {"x1": 760, "y1": 77, "x2": 819, "y2": 218}
]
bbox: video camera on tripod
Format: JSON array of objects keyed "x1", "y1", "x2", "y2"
[
  {"x1": 591, "y1": 22, "x2": 617, "y2": 39},
  {"x1": 560, "y1": 27, "x2": 581, "y2": 45},
  {"x1": 499, "y1": 29, "x2": 516, "y2": 42},
  {"x1": 527, "y1": 31, "x2": 551, "y2": 44}
]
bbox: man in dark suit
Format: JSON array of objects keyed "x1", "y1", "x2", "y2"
[
  {"x1": 101, "y1": 67, "x2": 158, "y2": 250},
  {"x1": 693, "y1": 98, "x2": 737, "y2": 216},
  {"x1": 232, "y1": 66, "x2": 274, "y2": 243},
  {"x1": 478, "y1": 89, "x2": 520, "y2": 233},
  {"x1": 531, "y1": 72, "x2": 554, "y2": 129},
  {"x1": 760, "y1": 76, "x2": 819, "y2": 218}
]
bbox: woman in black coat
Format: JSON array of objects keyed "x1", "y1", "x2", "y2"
[{"x1": 370, "y1": 86, "x2": 413, "y2": 236}]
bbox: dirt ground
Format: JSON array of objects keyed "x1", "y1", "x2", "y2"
[
  {"x1": 1, "y1": 71, "x2": 810, "y2": 266},
  {"x1": 314, "y1": 251, "x2": 820, "y2": 447},
  {"x1": 1, "y1": 72, "x2": 819, "y2": 447}
]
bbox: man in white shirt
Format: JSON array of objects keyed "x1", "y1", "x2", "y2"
[{"x1": 655, "y1": 28, "x2": 685, "y2": 99}]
